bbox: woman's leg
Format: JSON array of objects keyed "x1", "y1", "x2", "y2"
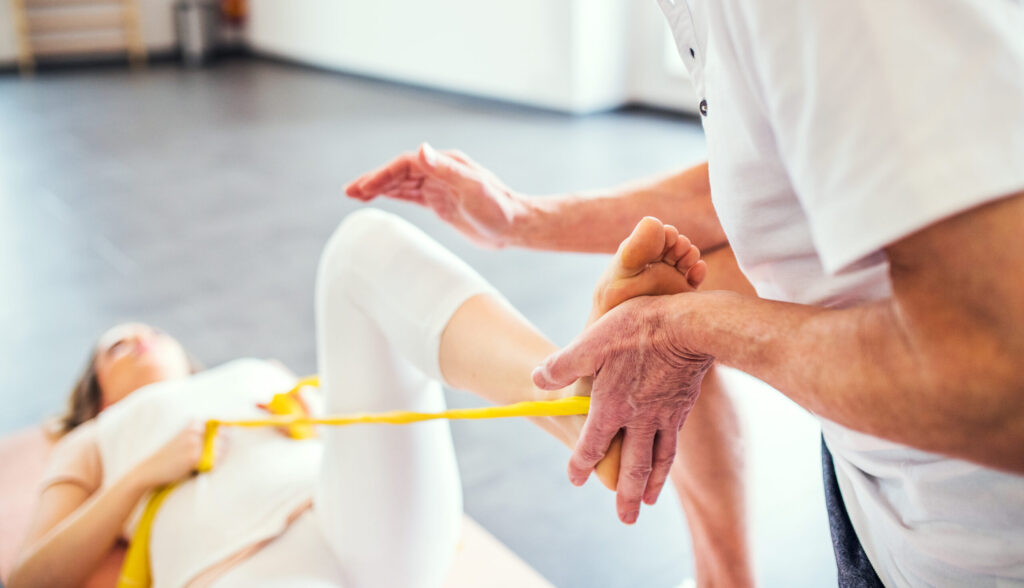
[
  {"x1": 313, "y1": 209, "x2": 498, "y2": 588},
  {"x1": 313, "y1": 209, "x2": 710, "y2": 586}
]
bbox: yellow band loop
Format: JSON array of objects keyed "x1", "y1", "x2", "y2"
[
  {"x1": 123, "y1": 375, "x2": 590, "y2": 588},
  {"x1": 196, "y1": 421, "x2": 220, "y2": 473},
  {"x1": 195, "y1": 395, "x2": 590, "y2": 470},
  {"x1": 116, "y1": 484, "x2": 177, "y2": 588}
]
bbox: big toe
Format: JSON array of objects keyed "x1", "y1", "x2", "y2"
[{"x1": 618, "y1": 217, "x2": 668, "y2": 274}]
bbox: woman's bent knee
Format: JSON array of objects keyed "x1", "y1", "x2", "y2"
[
  {"x1": 322, "y1": 208, "x2": 404, "y2": 265},
  {"x1": 317, "y1": 208, "x2": 412, "y2": 291}
]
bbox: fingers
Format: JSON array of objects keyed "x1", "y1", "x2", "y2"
[
  {"x1": 443, "y1": 149, "x2": 481, "y2": 169},
  {"x1": 418, "y1": 143, "x2": 479, "y2": 190},
  {"x1": 614, "y1": 427, "x2": 657, "y2": 524},
  {"x1": 186, "y1": 421, "x2": 206, "y2": 474},
  {"x1": 347, "y1": 144, "x2": 489, "y2": 210},
  {"x1": 214, "y1": 429, "x2": 229, "y2": 462},
  {"x1": 345, "y1": 153, "x2": 419, "y2": 200},
  {"x1": 532, "y1": 335, "x2": 602, "y2": 391},
  {"x1": 569, "y1": 414, "x2": 622, "y2": 487},
  {"x1": 642, "y1": 429, "x2": 678, "y2": 505}
]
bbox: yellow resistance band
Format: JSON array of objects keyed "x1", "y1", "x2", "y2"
[{"x1": 117, "y1": 376, "x2": 590, "y2": 588}]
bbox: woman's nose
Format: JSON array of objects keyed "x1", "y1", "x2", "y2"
[{"x1": 130, "y1": 332, "x2": 151, "y2": 350}]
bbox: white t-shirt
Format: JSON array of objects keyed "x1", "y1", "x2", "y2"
[
  {"x1": 657, "y1": 0, "x2": 1024, "y2": 585},
  {"x1": 94, "y1": 359, "x2": 323, "y2": 588}
]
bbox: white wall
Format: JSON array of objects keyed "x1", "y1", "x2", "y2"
[
  {"x1": 247, "y1": 0, "x2": 631, "y2": 114},
  {"x1": 2, "y1": 1, "x2": 697, "y2": 115},
  {"x1": 137, "y1": 0, "x2": 179, "y2": 52},
  {"x1": 0, "y1": 0, "x2": 178, "y2": 65},
  {"x1": 569, "y1": 0, "x2": 630, "y2": 113},
  {"x1": 626, "y1": 1, "x2": 698, "y2": 113}
]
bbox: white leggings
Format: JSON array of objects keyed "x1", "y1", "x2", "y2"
[{"x1": 214, "y1": 209, "x2": 499, "y2": 588}]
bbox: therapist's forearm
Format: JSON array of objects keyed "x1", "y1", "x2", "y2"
[
  {"x1": 512, "y1": 162, "x2": 728, "y2": 254},
  {"x1": 669, "y1": 291, "x2": 1024, "y2": 473}
]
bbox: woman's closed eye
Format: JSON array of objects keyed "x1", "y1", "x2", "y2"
[{"x1": 107, "y1": 340, "x2": 128, "y2": 356}]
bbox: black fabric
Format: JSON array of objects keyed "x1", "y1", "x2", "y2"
[{"x1": 822, "y1": 436, "x2": 886, "y2": 588}]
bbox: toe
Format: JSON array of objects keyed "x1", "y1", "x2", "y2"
[
  {"x1": 686, "y1": 260, "x2": 707, "y2": 288},
  {"x1": 618, "y1": 217, "x2": 668, "y2": 272},
  {"x1": 676, "y1": 244, "x2": 702, "y2": 273},
  {"x1": 664, "y1": 234, "x2": 692, "y2": 266},
  {"x1": 663, "y1": 224, "x2": 680, "y2": 257}
]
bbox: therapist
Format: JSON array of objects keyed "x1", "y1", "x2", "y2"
[{"x1": 347, "y1": 1, "x2": 1024, "y2": 585}]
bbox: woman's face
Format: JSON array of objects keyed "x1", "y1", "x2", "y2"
[{"x1": 93, "y1": 323, "x2": 191, "y2": 408}]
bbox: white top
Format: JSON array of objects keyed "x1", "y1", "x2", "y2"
[
  {"x1": 657, "y1": 0, "x2": 1024, "y2": 585},
  {"x1": 94, "y1": 359, "x2": 323, "y2": 588}
]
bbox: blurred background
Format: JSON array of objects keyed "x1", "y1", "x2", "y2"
[{"x1": 1, "y1": 1, "x2": 835, "y2": 586}]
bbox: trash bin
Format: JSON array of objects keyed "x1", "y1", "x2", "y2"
[{"x1": 175, "y1": 0, "x2": 220, "y2": 66}]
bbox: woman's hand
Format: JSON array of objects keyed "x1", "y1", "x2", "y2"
[
  {"x1": 135, "y1": 422, "x2": 221, "y2": 487},
  {"x1": 345, "y1": 144, "x2": 534, "y2": 249}
]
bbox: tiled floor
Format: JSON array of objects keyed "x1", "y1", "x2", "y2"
[{"x1": 0, "y1": 58, "x2": 835, "y2": 587}]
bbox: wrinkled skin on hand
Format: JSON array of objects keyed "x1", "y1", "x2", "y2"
[{"x1": 533, "y1": 294, "x2": 714, "y2": 524}]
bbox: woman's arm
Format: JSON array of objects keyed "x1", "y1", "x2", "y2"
[
  {"x1": 10, "y1": 474, "x2": 151, "y2": 588},
  {"x1": 9, "y1": 423, "x2": 209, "y2": 588}
]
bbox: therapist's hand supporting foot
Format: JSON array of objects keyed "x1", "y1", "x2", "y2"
[
  {"x1": 537, "y1": 189, "x2": 1024, "y2": 526},
  {"x1": 533, "y1": 294, "x2": 713, "y2": 524}
]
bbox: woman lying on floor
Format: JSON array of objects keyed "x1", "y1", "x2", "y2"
[{"x1": 9, "y1": 209, "x2": 706, "y2": 588}]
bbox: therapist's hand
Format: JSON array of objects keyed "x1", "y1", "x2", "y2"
[
  {"x1": 532, "y1": 294, "x2": 713, "y2": 524},
  {"x1": 345, "y1": 143, "x2": 532, "y2": 249}
]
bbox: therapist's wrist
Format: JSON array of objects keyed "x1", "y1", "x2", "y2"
[
  {"x1": 505, "y1": 193, "x2": 562, "y2": 249},
  {"x1": 654, "y1": 292, "x2": 720, "y2": 368},
  {"x1": 675, "y1": 287, "x2": 748, "y2": 332}
]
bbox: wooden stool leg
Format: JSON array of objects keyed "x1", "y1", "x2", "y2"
[
  {"x1": 11, "y1": 0, "x2": 36, "y2": 75},
  {"x1": 122, "y1": 0, "x2": 148, "y2": 68}
]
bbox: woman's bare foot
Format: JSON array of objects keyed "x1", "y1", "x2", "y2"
[
  {"x1": 545, "y1": 217, "x2": 706, "y2": 490},
  {"x1": 588, "y1": 216, "x2": 706, "y2": 324}
]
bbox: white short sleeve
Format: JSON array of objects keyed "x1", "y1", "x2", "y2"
[
  {"x1": 41, "y1": 421, "x2": 102, "y2": 493},
  {"x1": 742, "y1": 0, "x2": 1024, "y2": 272}
]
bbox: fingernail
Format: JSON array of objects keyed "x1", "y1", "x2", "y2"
[
  {"x1": 570, "y1": 474, "x2": 585, "y2": 486},
  {"x1": 345, "y1": 183, "x2": 362, "y2": 200},
  {"x1": 643, "y1": 487, "x2": 661, "y2": 505},
  {"x1": 531, "y1": 367, "x2": 545, "y2": 386},
  {"x1": 531, "y1": 367, "x2": 552, "y2": 391},
  {"x1": 622, "y1": 511, "x2": 638, "y2": 525},
  {"x1": 421, "y1": 143, "x2": 437, "y2": 164},
  {"x1": 534, "y1": 367, "x2": 561, "y2": 391}
]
